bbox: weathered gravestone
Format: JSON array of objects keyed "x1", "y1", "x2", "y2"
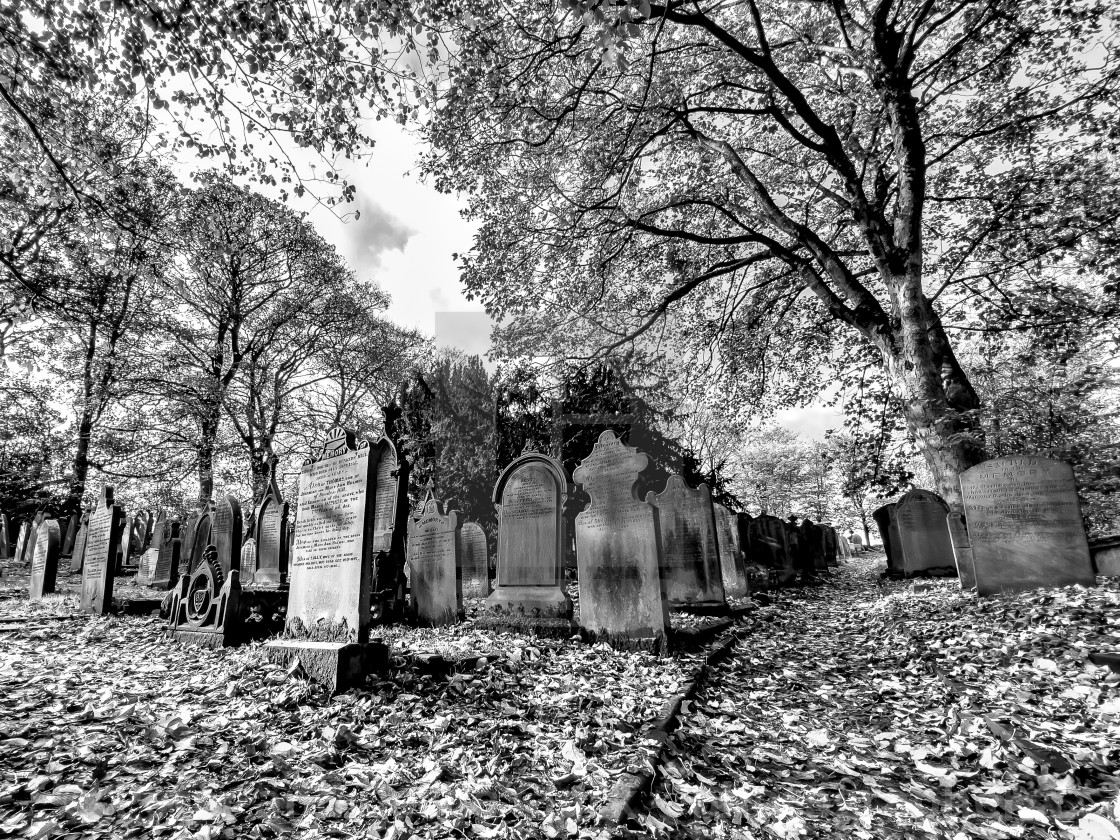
[
  {"x1": 239, "y1": 538, "x2": 258, "y2": 585},
  {"x1": 13, "y1": 521, "x2": 29, "y2": 567},
  {"x1": 0, "y1": 513, "x2": 10, "y2": 559},
  {"x1": 60, "y1": 514, "x2": 78, "y2": 557},
  {"x1": 487, "y1": 451, "x2": 574, "y2": 622},
  {"x1": 150, "y1": 521, "x2": 182, "y2": 591},
  {"x1": 873, "y1": 503, "x2": 902, "y2": 574},
  {"x1": 137, "y1": 545, "x2": 159, "y2": 587},
  {"x1": 369, "y1": 438, "x2": 410, "y2": 619},
  {"x1": 253, "y1": 489, "x2": 289, "y2": 589},
  {"x1": 264, "y1": 428, "x2": 387, "y2": 690},
  {"x1": 645, "y1": 475, "x2": 725, "y2": 608},
  {"x1": 822, "y1": 525, "x2": 838, "y2": 566},
  {"x1": 573, "y1": 431, "x2": 668, "y2": 652},
  {"x1": 28, "y1": 519, "x2": 61, "y2": 600},
  {"x1": 212, "y1": 495, "x2": 243, "y2": 577},
  {"x1": 407, "y1": 488, "x2": 462, "y2": 627},
  {"x1": 182, "y1": 504, "x2": 214, "y2": 577},
  {"x1": 960, "y1": 456, "x2": 1094, "y2": 596},
  {"x1": 946, "y1": 513, "x2": 976, "y2": 590},
  {"x1": 749, "y1": 514, "x2": 796, "y2": 586},
  {"x1": 460, "y1": 521, "x2": 490, "y2": 598},
  {"x1": 80, "y1": 487, "x2": 126, "y2": 614},
  {"x1": 70, "y1": 512, "x2": 89, "y2": 573},
  {"x1": 895, "y1": 489, "x2": 956, "y2": 575},
  {"x1": 22, "y1": 513, "x2": 44, "y2": 567},
  {"x1": 798, "y1": 518, "x2": 827, "y2": 573},
  {"x1": 714, "y1": 503, "x2": 749, "y2": 598},
  {"x1": 117, "y1": 513, "x2": 135, "y2": 569},
  {"x1": 1090, "y1": 535, "x2": 1120, "y2": 577}
]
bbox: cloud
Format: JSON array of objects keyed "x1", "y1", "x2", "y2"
[{"x1": 346, "y1": 194, "x2": 416, "y2": 269}]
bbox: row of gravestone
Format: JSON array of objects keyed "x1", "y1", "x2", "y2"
[{"x1": 873, "y1": 457, "x2": 1099, "y2": 596}]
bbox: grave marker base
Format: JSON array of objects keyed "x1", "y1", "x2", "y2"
[
  {"x1": 484, "y1": 585, "x2": 573, "y2": 621},
  {"x1": 263, "y1": 640, "x2": 388, "y2": 693}
]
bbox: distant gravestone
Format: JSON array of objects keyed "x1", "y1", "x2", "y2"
[
  {"x1": 459, "y1": 521, "x2": 490, "y2": 598},
  {"x1": 13, "y1": 522, "x2": 30, "y2": 568},
  {"x1": 80, "y1": 487, "x2": 126, "y2": 614},
  {"x1": 895, "y1": 490, "x2": 956, "y2": 575},
  {"x1": 136, "y1": 546, "x2": 159, "y2": 587},
  {"x1": 487, "y1": 452, "x2": 574, "y2": 621},
  {"x1": 212, "y1": 495, "x2": 242, "y2": 577},
  {"x1": 183, "y1": 505, "x2": 213, "y2": 576},
  {"x1": 749, "y1": 515, "x2": 796, "y2": 585},
  {"x1": 264, "y1": 428, "x2": 385, "y2": 691},
  {"x1": 22, "y1": 513, "x2": 43, "y2": 567},
  {"x1": 960, "y1": 456, "x2": 1095, "y2": 596},
  {"x1": 253, "y1": 490, "x2": 289, "y2": 589},
  {"x1": 28, "y1": 519, "x2": 61, "y2": 600},
  {"x1": 151, "y1": 521, "x2": 182, "y2": 591},
  {"x1": 60, "y1": 514, "x2": 78, "y2": 557},
  {"x1": 572, "y1": 431, "x2": 668, "y2": 651},
  {"x1": 118, "y1": 513, "x2": 135, "y2": 568},
  {"x1": 946, "y1": 513, "x2": 976, "y2": 590},
  {"x1": 407, "y1": 489, "x2": 462, "y2": 627},
  {"x1": 645, "y1": 475, "x2": 725, "y2": 608},
  {"x1": 873, "y1": 503, "x2": 902, "y2": 573},
  {"x1": 0, "y1": 513, "x2": 10, "y2": 559},
  {"x1": 70, "y1": 512, "x2": 90, "y2": 573},
  {"x1": 239, "y1": 538, "x2": 257, "y2": 584},
  {"x1": 714, "y1": 504, "x2": 749, "y2": 598},
  {"x1": 822, "y1": 525, "x2": 838, "y2": 566},
  {"x1": 801, "y1": 519, "x2": 827, "y2": 572},
  {"x1": 1089, "y1": 536, "x2": 1120, "y2": 577}
]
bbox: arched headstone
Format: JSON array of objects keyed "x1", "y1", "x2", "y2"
[
  {"x1": 459, "y1": 522, "x2": 490, "y2": 598},
  {"x1": 895, "y1": 490, "x2": 955, "y2": 575},
  {"x1": 407, "y1": 488, "x2": 462, "y2": 627},
  {"x1": 645, "y1": 475, "x2": 725, "y2": 608},
  {"x1": 80, "y1": 487, "x2": 126, "y2": 615},
  {"x1": 253, "y1": 491, "x2": 289, "y2": 589}
]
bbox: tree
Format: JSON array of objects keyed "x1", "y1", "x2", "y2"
[{"x1": 418, "y1": 0, "x2": 1120, "y2": 505}]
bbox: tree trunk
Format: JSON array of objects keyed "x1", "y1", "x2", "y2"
[
  {"x1": 197, "y1": 412, "x2": 218, "y2": 506},
  {"x1": 67, "y1": 320, "x2": 98, "y2": 514}
]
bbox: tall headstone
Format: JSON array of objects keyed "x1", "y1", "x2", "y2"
[
  {"x1": 117, "y1": 513, "x2": 135, "y2": 569},
  {"x1": 714, "y1": 504, "x2": 749, "y2": 598},
  {"x1": 800, "y1": 519, "x2": 827, "y2": 572},
  {"x1": 60, "y1": 514, "x2": 78, "y2": 557},
  {"x1": 749, "y1": 515, "x2": 796, "y2": 586},
  {"x1": 822, "y1": 525, "x2": 839, "y2": 566},
  {"x1": 487, "y1": 452, "x2": 574, "y2": 621},
  {"x1": 407, "y1": 488, "x2": 463, "y2": 627},
  {"x1": 946, "y1": 513, "x2": 975, "y2": 590},
  {"x1": 264, "y1": 428, "x2": 385, "y2": 690},
  {"x1": 960, "y1": 456, "x2": 1095, "y2": 596},
  {"x1": 212, "y1": 495, "x2": 242, "y2": 577},
  {"x1": 13, "y1": 522, "x2": 30, "y2": 568},
  {"x1": 645, "y1": 475, "x2": 725, "y2": 608},
  {"x1": 22, "y1": 513, "x2": 44, "y2": 566},
  {"x1": 28, "y1": 519, "x2": 61, "y2": 600},
  {"x1": 873, "y1": 503, "x2": 902, "y2": 573},
  {"x1": 253, "y1": 491, "x2": 289, "y2": 589},
  {"x1": 895, "y1": 489, "x2": 956, "y2": 575},
  {"x1": 80, "y1": 487, "x2": 125, "y2": 615},
  {"x1": 239, "y1": 538, "x2": 257, "y2": 584},
  {"x1": 0, "y1": 513, "x2": 10, "y2": 559},
  {"x1": 459, "y1": 521, "x2": 490, "y2": 598},
  {"x1": 369, "y1": 438, "x2": 409, "y2": 618},
  {"x1": 151, "y1": 521, "x2": 182, "y2": 591},
  {"x1": 572, "y1": 431, "x2": 668, "y2": 652},
  {"x1": 70, "y1": 512, "x2": 90, "y2": 573}
]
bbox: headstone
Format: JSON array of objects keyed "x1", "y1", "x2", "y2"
[
  {"x1": 183, "y1": 505, "x2": 213, "y2": 576},
  {"x1": 212, "y1": 495, "x2": 243, "y2": 577},
  {"x1": 80, "y1": 487, "x2": 126, "y2": 614},
  {"x1": 136, "y1": 546, "x2": 159, "y2": 587},
  {"x1": 28, "y1": 519, "x2": 61, "y2": 600},
  {"x1": 572, "y1": 431, "x2": 668, "y2": 651},
  {"x1": 22, "y1": 513, "x2": 43, "y2": 566},
  {"x1": 60, "y1": 514, "x2": 78, "y2": 556},
  {"x1": 253, "y1": 491, "x2": 289, "y2": 589},
  {"x1": 960, "y1": 456, "x2": 1095, "y2": 596},
  {"x1": 239, "y1": 538, "x2": 257, "y2": 584},
  {"x1": 118, "y1": 513, "x2": 135, "y2": 568},
  {"x1": 1089, "y1": 535, "x2": 1120, "y2": 576},
  {"x1": 748, "y1": 514, "x2": 796, "y2": 586},
  {"x1": 487, "y1": 452, "x2": 574, "y2": 621},
  {"x1": 264, "y1": 428, "x2": 386, "y2": 690},
  {"x1": 800, "y1": 519, "x2": 827, "y2": 571},
  {"x1": 70, "y1": 512, "x2": 90, "y2": 573},
  {"x1": 873, "y1": 503, "x2": 902, "y2": 573},
  {"x1": 151, "y1": 521, "x2": 182, "y2": 591},
  {"x1": 714, "y1": 504, "x2": 749, "y2": 598},
  {"x1": 645, "y1": 475, "x2": 725, "y2": 608},
  {"x1": 0, "y1": 513, "x2": 10, "y2": 559},
  {"x1": 368, "y1": 437, "x2": 410, "y2": 620},
  {"x1": 459, "y1": 521, "x2": 490, "y2": 598},
  {"x1": 822, "y1": 525, "x2": 838, "y2": 566},
  {"x1": 946, "y1": 513, "x2": 975, "y2": 590},
  {"x1": 13, "y1": 522, "x2": 30, "y2": 568},
  {"x1": 894, "y1": 490, "x2": 956, "y2": 575},
  {"x1": 407, "y1": 489, "x2": 462, "y2": 627}
]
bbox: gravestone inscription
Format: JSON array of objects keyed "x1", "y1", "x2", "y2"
[
  {"x1": 459, "y1": 521, "x2": 490, "y2": 598},
  {"x1": 253, "y1": 492, "x2": 289, "y2": 588},
  {"x1": 80, "y1": 487, "x2": 125, "y2": 614},
  {"x1": 212, "y1": 495, "x2": 242, "y2": 577},
  {"x1": 29, "y1": 519, "x2": 61, "y2": 600},
  {"x1": 646, "y1": 475, "x2": 725, "y2": 608},
  {"x1": 960, "y1": 456, "x2": 1094, "y2": 596},
  {"x1": 407, "y1": 490, "x2": 462, "y2": 627}
]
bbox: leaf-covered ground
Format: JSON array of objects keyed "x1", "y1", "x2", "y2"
[{"x1": 633, "y1": 556, "x2": 1120, "y2": 840}]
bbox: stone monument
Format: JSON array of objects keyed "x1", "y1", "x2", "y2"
[
  {"x1": 894, "y1": 489, "x2": 956, "y2": 575},
  {"x1": 150, "y1": 520, "x2": 182, "y2": 591},
  {"x1": 749, "y1": 514, "x2": 796, "y2": 586},
  {"x1": 459, "y1": 521, "x2": 490, "y2": 598},
  {"x1": 70, "y1": 512, "x2": 89, "y2": 574},
  {"x1": 946, "y1": 512, "x2": 975, "y2": 590},
  {"x1": 645, "y1": 475, "x2": 725, "y2": 608},
  {"x1": 253, "y1": 488, "x2": 289, "y2": 589},
  {"x1": 80, "y1": 487, "x2": 126, "y2": 614},
  {"x1": 212, "y1": 495, "x2": 243, "y2": 577},
  {"x1": 407, "y1": 487, "x2": 463, "y2": 627},
  {"x1": 28, "y1": 519, "x2": 61, "y2": 600},
  {"x1": 873, "y1": 503, "x2": 902, "y2": 574},
  {"x1": 714, "y1": 503, "x2": 749, "y2": 598}
]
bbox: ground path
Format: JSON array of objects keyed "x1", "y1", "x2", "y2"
[{"x1": 634, "y1": 557, "x2": 1120, "y2": 840}]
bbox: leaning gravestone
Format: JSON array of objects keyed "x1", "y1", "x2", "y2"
[
  {"x1": 960, "y1": 456, "x2": 1095, "y2": 596},
  {"x1": 895, "y1": 489, "x2": 956, "y2": 575},
  {"x1": 487, "y1": 451, "x2": 574, "y2": 622},
  {"x1": 749, "y1": 515, "x2": 796, "y2": 586},
  {"x1": 13, "y1": 522, "x2": 30, "y2": 568},
  {"x1": 80, "y1": 487, "x2": 126, "y2": 614},
  {"x1": 212, "y1": 495, "x2": 243, "y2": 577},
  {"x1": 0, "y1": 513, "x2": 10, "y2": 559},
  {"x1": 873, "y1": 503, "x2": 902, "y2": 573},
  {"x1": 70, "y1": 512, "x2": 90, "y2": 574},
  {"x1": 60, "y1": 514, "x2": 78, "y2": 557},
  {"x1": 264, "y1": 428, "x2": 386, "y2": 690},
  {"x1": 151, "y1": 521, "x2": 182, "y2": 590},
  {"x1": 28, "y1": 519, "x2": 61, "y2": 600},
  {"x1": 253, "y1": 490, "x2": 289, "y2": 589},
  {"x1": 460, "y1": 521, "x2": 490, "y2": 598},
  {"x1": 947, "y1": 513, "x2": 976, "y2": 590},
  {"x1": 407, "y1": 489, "x2": 462, "y2": 627},
  {"x1": 573, "y1": 431, "x2": 668, "y2": 652},
  {"x1": 645, "y1": 475, "x2": 725, "y2": 608},
  {"x1": 714, "y1": 504, "x2": 749, "y2": 598}
]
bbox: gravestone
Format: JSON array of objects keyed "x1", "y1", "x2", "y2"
[
  {"x1": 947, "y1": 513, "x2": 976, "y2": 590},
  {"x1": 1089, "y1": 535, "x2": 1120, "y2": 576},
  {"x1": 459, "y1": 521, "x2": 490, "y2": 598},
  {"x1": 60, "y1": 514, "x2": 78, "y2": 557},
  {"x1": 487, "y1": 451, "x2": 574, "y2": 621},
  {"x1": 151, "y1": 521, "x2": 182, "y2": 590},
  {"x1": 183, "y1": 504, "x2": 213, "y2": 576},
  {"x1": 714, "y1": 504, "x2": 749, "y2": 598},
  {"x1": 368, "y1": 438, "x2": 410, "y2": 619},
  {"x1": 80, "y1": 487, "x2": 126, "y2": 614},
  {"x1": 749, "y1": 514, "x2": 796, "y2": 586},
  {"x1": 800, "y1": 519, "x2": 827, "y2": 572},
  {"x1": 873, "y1": 503, "x2": 902, "y2": 573},
  {"x1": 645, "y1": 475, "x2": 725, "y2": 608},
  {"x1": 28, "y1": 519, "x2": 61, "y2": 600},
  {"x1": 239, "y1": 538, "x2": 257, "y2": 585},
  {"x1": 0, "y1": 513, "x2": 10, "y2": 559},
  {"x1": 572, "y1": 431, "x2": 668, "y2": 652},
  {"x1": 13, "y1": 522, "x2": 29, "y2": 568},
  {"x1": 822, "y1": 525, "x2": 838, "y2": 566},
  {"x1": 212, "y1": 495, "x2": 243, "y2": 577},
  {"x1": 895, "y1": 489, "x2": 956, "y2": 575},
  {"x1": 960, "y1": 456, "x2": 1094, "y2": 596},
  {"x1": 22, "y1": 513, "x2": 43, "y2": 566},
  {"x1": 137, "y1": 545, "x2": 159, "y2": 587},
  {"x1": 253, "y1": 490, "x2": 289, "y2": 589},
  {"x1": 70, "y1": 512, "x2": 90, "y2": 573},
  {"x1": 118, "y1": 513, "x2": 135, "y2": 569},
  {"x1": 407, "y1": 488, "x2": 462, "y2": 627},
  {"x1": 264, "y1": 428, "x2": 385, "y2": 690}
]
